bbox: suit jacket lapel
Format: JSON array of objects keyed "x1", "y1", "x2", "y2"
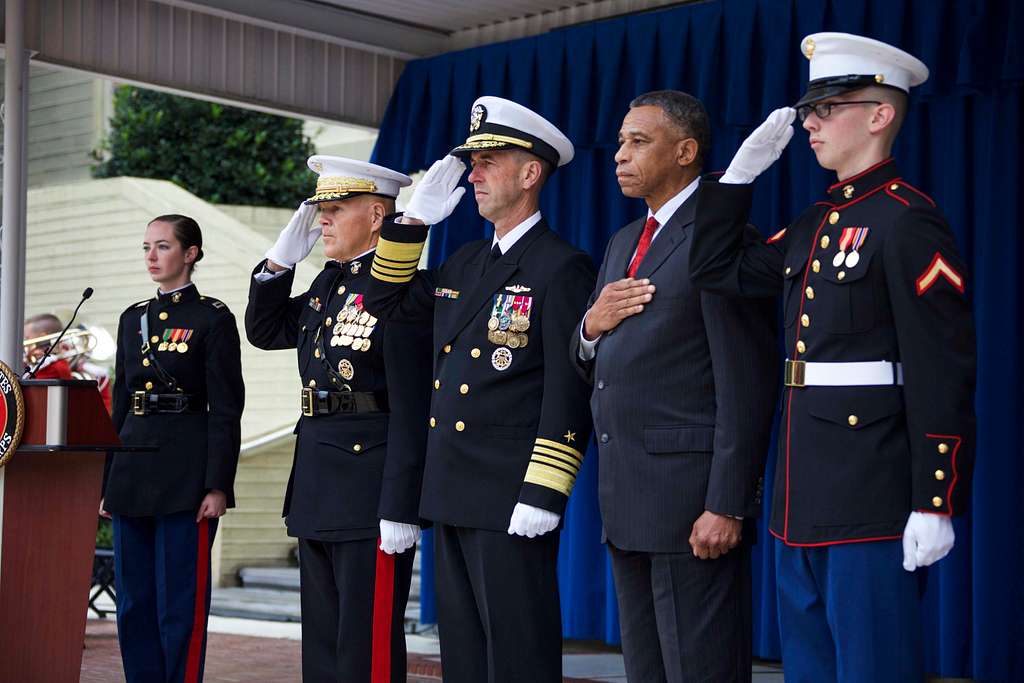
[
  {"x1": 440, "y1": 220, "x2": 548, "y2": 345},
  {"x1": 635, "y1": 191, "x2": 697, "y2": 279}
]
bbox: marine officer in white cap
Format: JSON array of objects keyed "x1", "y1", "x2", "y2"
[
  {"x1": 689, "y1": 33, "x2": 976, "y2": 682},
  {"x1": 362, "y1": 96, "x2": 596, "y2": 683},
  {"x1": 245, "y1": 156, "x2": 432, "y2": 682}
]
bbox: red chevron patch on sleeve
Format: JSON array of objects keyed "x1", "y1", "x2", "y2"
[
  {"x1": 916, "y1": 252, "x2": 964, "y2": 296},
  {"x1": 766, "y1": 228, "x2": 787, "y2": 244}
]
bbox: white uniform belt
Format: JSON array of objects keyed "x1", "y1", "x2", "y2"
[{"x1": 784, "y1": 360, "x2": 903, "y2": 387}]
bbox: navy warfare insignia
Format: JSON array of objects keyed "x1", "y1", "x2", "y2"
[
  {"x1": 330, "y1": 293, "x2": 376, "y2": 352},
  {"x1": 505, "y1": 284, "x2": 531, "y2": 294},
  {"x1": 491, "y1": 347, "x2": 512, "y2": 371},
  {"x1": 0, "y1": 360, "x2": 26, "y2": 467},
  {"x1": 469, "y1": 104, "x2": 486, "y2": 132},
  {"x1": 486, "y1": 293, "x2": 532, "y2": 348}
]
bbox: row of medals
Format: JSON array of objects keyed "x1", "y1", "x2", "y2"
[
  {"x1": 486, "y1": 313, "x2": 530, "y2": 349},
  {"x1": 158, "y1": 340, "x2": 188, "y2": 353},
  {"x1": 329, "y1": 307, "x2": 377, "y2": 352}
]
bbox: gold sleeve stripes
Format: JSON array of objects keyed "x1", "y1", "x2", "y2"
[
  {"x1": 371, "y1": 236, "x2": 425, "y2": 284},
  {"x1": 523, "y1": 437, "x2": 584, "y2": 496}
]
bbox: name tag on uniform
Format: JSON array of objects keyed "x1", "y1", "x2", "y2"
[{"x1": 435, "y1": 287, "x2": 460, "y2": 299}]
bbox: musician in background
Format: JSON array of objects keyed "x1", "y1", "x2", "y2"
[{"x1": 23, "y1": 313, "x2": 74, "y2": 380}]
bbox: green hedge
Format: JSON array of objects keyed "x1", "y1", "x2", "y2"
[{"x1": 93, "y1": 86, "x2": 316, "y2": 207}]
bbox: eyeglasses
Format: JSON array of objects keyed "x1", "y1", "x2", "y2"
[{"x1": 796, "y1": 101, "x2": 881, "y2": 122}]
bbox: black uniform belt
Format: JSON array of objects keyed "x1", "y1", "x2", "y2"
[
  {"x1": 300, "y1": 388, "x2": 387, "y2": 417},
  {"x1": 132, "y1": 391, "x2": 202, "y2": 416}
]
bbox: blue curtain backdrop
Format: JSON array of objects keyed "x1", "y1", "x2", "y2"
[{"x1": 370, "y1": 1, "x2": 1023, "y2": 680}]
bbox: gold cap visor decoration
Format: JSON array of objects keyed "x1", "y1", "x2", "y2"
[{"x1": 304, "y1": 155, "x2": 412, "y2": 205}]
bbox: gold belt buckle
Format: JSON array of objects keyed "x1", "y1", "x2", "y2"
[
  {"x1": 784, "y1": 360, "x2": 806, "y2": 388},
  {"x1": 132, "y1": 390, "x2": 147, "y2": 416},
  {"x1": 301, "y1": 387, "x2": 315, "y2": 417}
]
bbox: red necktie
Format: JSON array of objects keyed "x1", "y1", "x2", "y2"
[{"x1": 627, "y1": 216, "x2": 659, "y2": 278}]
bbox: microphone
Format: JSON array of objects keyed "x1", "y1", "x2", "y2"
[{"x1": 25, "y1": 287, "x2": 94, "y2": 379}]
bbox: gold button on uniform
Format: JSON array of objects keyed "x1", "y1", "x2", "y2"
[
  {"x1": 890, "y1": 183, "x2": 899, "y2": 191},
  {"x1": 471, "y1": 348, "x2": 481, "y2": 358},
  {"x1": 308, "y1": 379, "x2": 316, "y2": 388},
  {"x1": 434, "y1": 379, "x2": 440, "y2": 389},
  {"x1": 460, "y1": 384, "x2": 469, "y2": 395},
  {"x1": 935, "y1": 469, "x2": 946, "y2": 481},
  {"x1": 455, "y1": 421, "x2": 465, "y2": 432},
  {"x1": 828, "y1": 211, "x2": 840, "y2": 225},
  {"x1": 848, "y1": 415, "x2": 859, "y2": 426},
  {"x1": 429, "y1": 417, "x2": 436, "y2": 428},
  {"x1": 159, "y1": 311, "x2": 168, "y2": 320},
  {"x1": 325, "y1": 317, "x2": 333, "y2": 327},
  {"x1": 801, "y1": 314, "x2": 810, "y2": 327},
  {"x1": 145, "y1": 381, "x2": 154, "y2": 390},
  {"x1": 314, "y1": 348, "x2": 321, "y2": 358},
  {"x1": 142, "y1": 358, "x2": 151, "y2": 367},
  {"x1": 151, "y1": 335, "x2": 160, "y2": 344},
  {"x1": 796, "y1": 340, "x2": 806, "y2": 354},
  {"x1": 444, "y1": 344, "x2": 452, "y2": 354},
  {"x1": 812, "y1": 259, "x2": 821, "y2": 273},
  {"x1": 932, "y1": 496, "x2": 943, "y2": 508},
  {"x1": 820, "y1": 235, "x2": 830, "y2": 249},
  {"x1": 805, "y1": 286, "x2": 815, "y2": 299},
  {"x1": 337, "y1": 285, "x2": 346, "y2": 295},
  {"x1": 938, "y1": 443, "x2": 949, "y2": 454},
  {"x1": 837, "y1": 271, "x2": 846, "y2": 280},
  {"x1": 353, "y1": 444, "x2": 362, "y2": 453},
  {"x1": 785, "y1": 266, "x2": 792, "y2": 275}
]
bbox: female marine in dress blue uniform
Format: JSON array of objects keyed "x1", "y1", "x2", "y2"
[{"x1": 102, "y1": 215, "x2": 244, "y2": 683}]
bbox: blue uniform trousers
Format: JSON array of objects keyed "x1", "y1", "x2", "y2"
[
  {"x1": 113, "y1": 511, "x2": 218, "y2": 683},
  {"x1": 774, "y1": 538, "x2": 924, "y2": 683}
]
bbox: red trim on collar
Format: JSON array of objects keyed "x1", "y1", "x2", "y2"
[{"x1": 828, "y1": 157, "x2": 895, "y2": 192}]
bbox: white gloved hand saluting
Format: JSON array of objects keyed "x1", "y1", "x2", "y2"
[
  {"x1": 379, "y1": 520, "x2": 421, "y2": 555},
  {"x1": 901, "y1": 511, "x2": 955, "y2": 571},
  {"x1": 403, "y1": 155, "x2": 467, "y2": 225},
  {"x1": 265, "y1": 203, "x2": 321, "y2": 269},
  {"x1": 720, "y1": 107, "x2": 797, "y2": 185},
  {"x1": 507, "y1": 503, "x2": 560, "y2": 538}
]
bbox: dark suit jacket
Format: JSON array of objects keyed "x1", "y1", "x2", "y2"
[{"x1": 571, "y1": 191, "x2": 778, "y2": 553}]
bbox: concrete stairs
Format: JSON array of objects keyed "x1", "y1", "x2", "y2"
[{"x1": 211, "y1": 546, "x2": 429, "y2": 634}]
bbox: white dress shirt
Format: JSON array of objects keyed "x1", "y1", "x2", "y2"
[{"x1": 491, "y1": 211, "x2": 542, "y2": 254}]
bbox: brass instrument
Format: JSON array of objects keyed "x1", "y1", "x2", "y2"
[{"x1": 23, "y1": 325, "x2": 116, "y2": 368}]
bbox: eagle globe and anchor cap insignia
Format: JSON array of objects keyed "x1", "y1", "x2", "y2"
[
  {"x1": 469, "y1": 104, "x2": 487, "y2": 132},
  {"x1": 0, "y1": 360, "x2": 26, "y2": 467}
]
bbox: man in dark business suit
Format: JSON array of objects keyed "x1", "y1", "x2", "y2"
[{"x1": 570, "y1": 90, "x2": 778, "y2": 682}]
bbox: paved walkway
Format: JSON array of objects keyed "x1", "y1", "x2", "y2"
[{"x1": 81, "y1": 616, "x2": 786, "y2": 682}]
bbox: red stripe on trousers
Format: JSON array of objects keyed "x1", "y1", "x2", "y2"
[
  {"x1": 371, "y1": 542, "x2": 396, "y2": 683},
  {"x1": 184, "y1": 518, "x2": 210, "y2": 683}
]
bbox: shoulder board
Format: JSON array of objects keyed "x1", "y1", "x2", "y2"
[
  {"x1": 198, "y1": 296, "x2": 228, "y2": 310},
  {"x1": 122, "y1": 299, "x2": 151, "y2": 315},
  {"x1": 884, "y1": 181, "x2": 936, "y2": 208}
]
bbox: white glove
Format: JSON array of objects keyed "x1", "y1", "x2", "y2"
[
  {"x1": 720, "y1": 107, "x2": 797, "y2": 184},
  {"x1": 507, "y1": 503, "x2": 560, "y2": 538},
  {"x1": 403, "y1": 155, "x2": 467, "y2": 225},
  {"x1": 379, "y1": 520, "x2": 420, "y2": 555},
  {"x1": 902, "y1": 512, "x2": 955, "y2": 571},
  {"x1": 265, "y1": 203, "x2": 321, "y2": 269}
]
